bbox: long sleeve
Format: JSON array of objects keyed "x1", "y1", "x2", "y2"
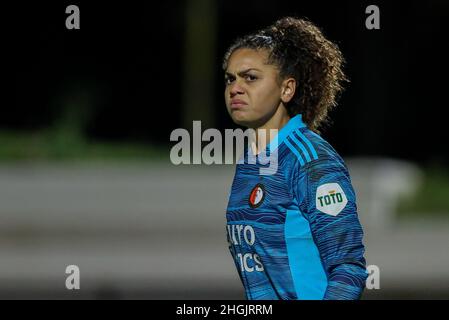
[{"x1": 294, "y1": 155, "x2": 368, "y2": 300}]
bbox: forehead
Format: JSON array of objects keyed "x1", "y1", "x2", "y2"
[{"x1": 226, "y1": 48, "x2": 275, "y2": 73}]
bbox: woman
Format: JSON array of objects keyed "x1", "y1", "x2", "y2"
[{"x1": 224, "y1": 17, "x2": 367, "y2": 300}]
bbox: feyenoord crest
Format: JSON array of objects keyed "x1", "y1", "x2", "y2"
[{"x1": 248, "y1": 183, "x2": 265, "y2": 208}]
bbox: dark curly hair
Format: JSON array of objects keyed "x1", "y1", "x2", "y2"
[{"x1": 223, "y1": 17, "x2": 348, "y2": 132}]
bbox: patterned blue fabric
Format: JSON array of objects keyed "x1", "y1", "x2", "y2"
[{"x1": 226, "y1": 114, "x2": 367, "y2": 300}]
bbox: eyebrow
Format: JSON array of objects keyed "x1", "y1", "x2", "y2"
[{"x1": 225, "y1": 68, "x2": 262, "y2": 77}]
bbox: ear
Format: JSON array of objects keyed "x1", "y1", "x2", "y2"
[{"x1": 280, "y1": 77, "x2": 296, "y2": 104}]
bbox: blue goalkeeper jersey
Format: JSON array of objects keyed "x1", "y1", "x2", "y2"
[{"x1": 225, "y1": 114, "x2": 367, "y2": 300}]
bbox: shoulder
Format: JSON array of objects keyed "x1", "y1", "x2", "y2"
[
  {"x1": 282, "y1": 126, "x2": 346, "y2": 172},
  {"x1": 285, "y1": 129, "x2": 356, "y2": 207}
]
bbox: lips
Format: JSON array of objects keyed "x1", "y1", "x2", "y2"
[{"x1": 230, "y1": 99, "x2": 248, "y2": 109}]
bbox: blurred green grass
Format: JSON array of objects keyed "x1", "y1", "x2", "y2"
[
  {"x1": 1, "y1": 130, "x2": 448, "y2": 216},
  {"x1": 397, "y1": 166, "x2": 449, "y2": 217},
  {"x1": 0, "y1": 130, "x2": 168, "y2": 162}
]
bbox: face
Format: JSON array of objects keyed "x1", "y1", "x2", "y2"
[{"x1": 224, "y1": 48, "x2": 284, "y2": 128}]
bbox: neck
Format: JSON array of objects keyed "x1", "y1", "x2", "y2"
[{"x1": 251, "y1": 104, "x2": 291, "y2": 154}]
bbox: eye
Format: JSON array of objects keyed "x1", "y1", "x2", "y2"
[
  {"x1": 224, "y1": 76, "x2": 235, "y2": 85},
  {"x1": 245, "y1": 74, "x2": 258, "y2": 82}
]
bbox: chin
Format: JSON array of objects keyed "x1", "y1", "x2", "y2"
[
  {"x1": 229, "y1": 108, "x2": 265, "y2": 128},
  {"x1": 233, "y1": 115, "x2": 267, "y2": 130},
  {"x1": 231, "y1": 113, "x2": 254, "y2": 128}
]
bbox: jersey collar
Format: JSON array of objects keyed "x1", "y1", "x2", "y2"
[
  {"x1": 243, "y1": 114, "x2": 306, "y2": 162},
  {"x1": 267, "y1": 113, "x2": 306, "y2": 152}
]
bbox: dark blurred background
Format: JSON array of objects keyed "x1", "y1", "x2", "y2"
[
  {"x1": 4, "y1": 0, "x2": 448, "y2": 162},
  {"x1": 2, "y1": 0, "x2": 449, "y2": 299}
]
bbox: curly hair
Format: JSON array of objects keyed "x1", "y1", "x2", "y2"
[{"x1": 223, "y1": 17, "x2": 348, "y2": 132}]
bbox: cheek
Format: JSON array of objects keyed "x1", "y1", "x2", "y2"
[
  {"x1": 224, "y1": 88, "x2": 230, "y2": 105},
  {"x1": 254, "y1": 84, "x2": 281, "y2": 111}
]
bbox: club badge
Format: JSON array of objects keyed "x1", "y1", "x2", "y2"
[{"x1": 249, "y1": 183, "x2": 265, "y2": 208}]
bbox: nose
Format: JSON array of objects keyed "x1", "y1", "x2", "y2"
[{"x1": 229, "y1": 81, "x2": 245, "y2": 97}]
